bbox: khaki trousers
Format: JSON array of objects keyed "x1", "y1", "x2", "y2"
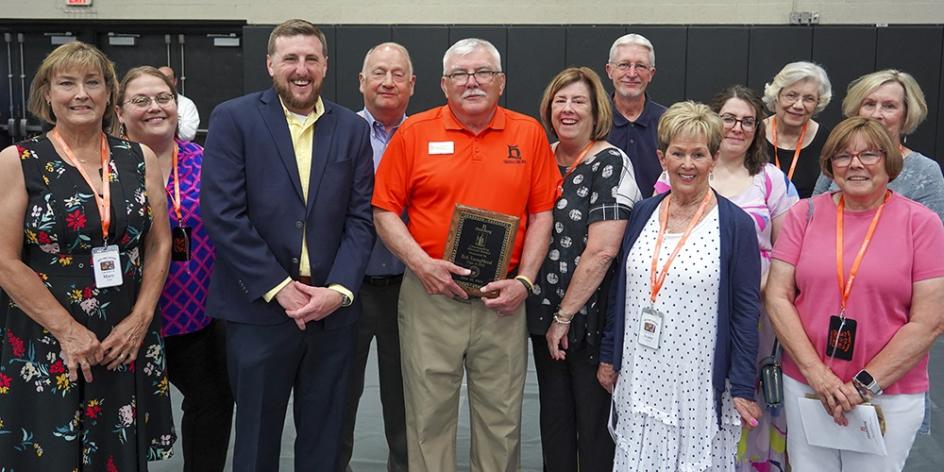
[{"x1": 398, "y1": 269, "x2": 527, "y2": 472}]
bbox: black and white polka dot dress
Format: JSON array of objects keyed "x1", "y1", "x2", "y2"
[{"x1": 611, "y1": 204, "x2": 741, "y2": 471}]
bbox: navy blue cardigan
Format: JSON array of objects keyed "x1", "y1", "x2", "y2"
[{"x1": 600, "y1": 191, "x2": 761, "y2": 417}]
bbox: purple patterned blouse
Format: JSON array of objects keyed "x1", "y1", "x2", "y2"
[{"x1": 159, "y1": 140, "x2": 214, "y2": 336}]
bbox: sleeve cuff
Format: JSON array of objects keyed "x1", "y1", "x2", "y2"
[
  {"x1": 328, "y1": 284, "x2": 354, "y2": 306},
  {"x1": 264, "y1": 277, "x2": 292, "y2": 303}
]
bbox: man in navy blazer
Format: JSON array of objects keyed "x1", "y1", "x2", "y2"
[{"x1": 201, "y1": 19, "x2": 374, "y2": 472}]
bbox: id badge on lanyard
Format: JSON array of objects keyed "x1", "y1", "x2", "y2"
[
  {"x1": 637, "y1": 305, "x2": 664, "y2": 350},
  {"x1": 92, "y1": 245, "x2": 123, "y2": 288},
  {"x1": 826, "y1": 191, "x2": 888, "y2": 364},
  {"x1": 48, "y1": 129, "x2": 122, "y2": 289}
]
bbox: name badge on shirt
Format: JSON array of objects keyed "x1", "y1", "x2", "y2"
[
  {"x1": 637, "y1": 305, "x2": 664, "y2": 350},
  {"x1": 428, "y1": 141, "x2": 454, "y2": 155},
  {"x1": 92, "y1": 245, "x2": 123, "y2": 288}
]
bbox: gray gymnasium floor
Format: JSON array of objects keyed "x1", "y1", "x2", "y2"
[{"x1": 151, "y1": 337, "x2": 944, "y2": 471}]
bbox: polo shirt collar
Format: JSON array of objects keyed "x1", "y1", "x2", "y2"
[
  {"x1": 611, "y1": 93, "x2": 656, "y2": 129},
  {"x1": 442, "y1": 104, "x2": 506, "y2": 132}
]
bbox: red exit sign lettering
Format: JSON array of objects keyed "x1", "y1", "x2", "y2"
[{"x1": 66, "y1": 0, "x2": 93, "y2": 6}]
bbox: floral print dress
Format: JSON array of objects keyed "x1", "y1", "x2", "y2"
[{"x1": 0, "y1": 135, "x2": 176, "y2": 470}]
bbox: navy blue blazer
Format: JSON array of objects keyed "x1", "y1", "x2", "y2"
[
  {"x1": 201, "y1": 88, "x2": 375, "y2": 328},
  {"x1": 600, "y1": 191, "x2": 760, "y2": 413}
]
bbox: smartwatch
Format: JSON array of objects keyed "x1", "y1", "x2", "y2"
[{"x1": 853, "y1": 369, "x2": 883, "y2": 397}]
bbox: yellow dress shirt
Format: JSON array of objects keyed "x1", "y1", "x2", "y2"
[{"x1": 263, "y1": 98, "x2": 353, "y2": 305}]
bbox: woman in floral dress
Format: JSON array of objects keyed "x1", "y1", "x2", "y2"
[{"x1": 0, "y1": 42, "x2": 175, "y2": 470}]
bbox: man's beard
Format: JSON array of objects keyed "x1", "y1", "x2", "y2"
[{"x1": 273, "y1": 76, "x2": 320, "y2": 112}]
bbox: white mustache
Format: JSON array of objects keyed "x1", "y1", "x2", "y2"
[{"x1": 463, "y1": 89, "x2": 487, "y2": 98}]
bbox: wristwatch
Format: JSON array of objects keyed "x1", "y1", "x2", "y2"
[{"x1": 853, "y1": 369, "x2": 883, "y2": 398}]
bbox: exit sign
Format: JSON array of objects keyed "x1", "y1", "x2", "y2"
[{"x1": 66, "y1": 0, "x2": 93, "y2": 6}]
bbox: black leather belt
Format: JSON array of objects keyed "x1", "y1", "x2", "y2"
[{"x1": 363, "y1": 274, "x2": 404, "y2": 287}]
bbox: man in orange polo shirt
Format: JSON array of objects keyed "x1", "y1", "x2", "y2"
[{"x1": 373, "y1": 38, "x2": 559, "y2": 472}]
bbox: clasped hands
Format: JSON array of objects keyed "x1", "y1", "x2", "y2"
[
  {"x1": 414, "y1": 257, "x2": 528, "y2": 316},
  {"x1": 276, "y1": 280, "x2": 345, "y2": 330},
  {"x1": 806, "y1": 364, "x2": 867, "y2": 426},
  {"x1": 57, "y1": 312, "x2": 148, "y2": 384}
]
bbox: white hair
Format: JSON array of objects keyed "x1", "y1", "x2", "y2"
[
  {"x1": 608, "y1": 33, "x2": 655, "y2": 67},
  {"x1": 442, "y1": 38, "x2": 501, "y2": 74},
  {"x1": 361, "y1": 42, "x2": 413, "y2": 76},
  {"x1": 762, "y1": 61, "x2": 832, "y2": 114}
]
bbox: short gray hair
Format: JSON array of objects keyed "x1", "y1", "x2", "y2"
[
  {"x1": 762, "y1": 61, "x2": 832, "y2": 114},
  {"x1": 608, "y1": 33, "x2": 655, "y2": 67},
  {"x1": 362, "y1": 42, "x2": 413, "y2": 76},
  {"x1": 442, "y1": 38, "x2": 501, "y2": 75}
]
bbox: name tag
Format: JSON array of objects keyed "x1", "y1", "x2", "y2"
[
  {"x1": 428, "y1": 141, "x2": 454, "y2": 155},
  {"x1": 637, "y1": 305, "x2": 663, "y2": 350},
  {"x1": 92, "y1": 245, "x2": 123, "y2": 288}
]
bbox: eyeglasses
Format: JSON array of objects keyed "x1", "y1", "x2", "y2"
[
  {"x1": 125, "y1": 93, "x2": 176, "y2": 108},
  {"x1": 832, "y1": 150, "x2": 885, "y2": 167},
  {"x1": 443, "y1": 70, "x2": 502, "y2": 84},
  {"x1": 609, "y1": 62, "x2": 652, "y2": 73},
  {"x1": 779, "y1": 91, "x2": 818, "y2": 107},
  {"x1": 720, "y1": 114, "x2": 756, "y2": 131}
]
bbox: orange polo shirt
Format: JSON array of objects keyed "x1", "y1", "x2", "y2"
[{"x1": 373, "y1": 105, "x2": 559, "y2": 270}]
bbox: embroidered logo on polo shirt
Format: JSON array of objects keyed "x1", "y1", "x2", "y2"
[{"x1": 504, "y1": 144, "x2": 525, "y2": 164}]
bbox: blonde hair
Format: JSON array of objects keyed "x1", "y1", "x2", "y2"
[
  {"x1": 842, "y1": 69, "x2": 927, "y2": 136},
  {"x1": 819, "y1": 116, "x2": 903, "y2": 181},
  {"x1": 762, "y1": 61, "x2": 832, "y2": 114},
  {"x1": 539, "y1": 67, "x2": 612, "y2": 141},
  {"x1": 28, "y1": 41, "x2": 119, "y2": 133},
  {"x1": 657, "y1": 101, "x2": 723, "y2": 156}
]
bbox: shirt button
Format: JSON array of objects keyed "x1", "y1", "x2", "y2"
[
  {"x1": 630, "y1": 139, "x2": 635, "y2": 144},
  {"x1": 295, "y1": 220, "x2": 303, "y2": 229},
  {"x1": 78, "y1": 263, "x2": 85, "y2": 268}
]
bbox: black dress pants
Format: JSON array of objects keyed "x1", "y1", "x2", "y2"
[
  {"x1": 530, "y1": 335, "x2": 614, "y2": 472},
  {"x1": 165, "y1": 319, "x2": 234, "y2": 472}
]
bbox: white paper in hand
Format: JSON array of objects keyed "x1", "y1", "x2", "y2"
[{"x1": 797, "y1": 397, "x2": 887, "y2": 456}]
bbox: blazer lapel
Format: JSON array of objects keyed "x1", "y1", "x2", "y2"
[
  {"x1": 258, "y1": 88, "x2": 304, "y2": 202},
  {"x1": 306, "y1": 103, "x2": 336, "y2": 216}
]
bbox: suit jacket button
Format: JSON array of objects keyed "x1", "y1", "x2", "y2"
[
  {"x1": 291, "y1": 257, "x2": 299, "y2": 264},
  {"x1": 295, "y1": 220, "x2": 303, "y2": 229}
]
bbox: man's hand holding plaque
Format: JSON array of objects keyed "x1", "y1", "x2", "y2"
[
  {"x1": 443, "y1": 204, "x2": 519, "y2": 299},
  {"x1": 414, "y1": 257, "x2": 471, "y2": 300}
]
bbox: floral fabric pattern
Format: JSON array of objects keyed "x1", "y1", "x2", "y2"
[{"x1": 0, "y1": 135, "x2": 176, "y2": 470}]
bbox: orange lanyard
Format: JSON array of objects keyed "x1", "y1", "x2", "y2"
[
  {"x1": 835, "y1": 191, "x2": 890, "y2": 314},
  {"x1": 48, "y1": 129, "x2": 112, "y2": 243},
  {"x1": 166, "y1": 145, "x2": 183, "y2": 224},
  {"x1": 649, "y1": 190, "x2": 713, "y2": 304},
  {"x1": 555, "y1": 141, "x2": 594, "y2": 199},
  {"x1": 771, "y1": 117, "x2": 808, "y2": 181}
]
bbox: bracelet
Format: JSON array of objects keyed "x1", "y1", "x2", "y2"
[
  {"x1": 514, "y1": 275, "x2": 534, "y2": 293},
  {"x1": 552, "y1": 314, "x2": 572, "y2": 325}
]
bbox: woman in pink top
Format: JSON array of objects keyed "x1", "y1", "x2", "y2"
[{"x1": 767, "y1": 117, "x2": 944, "y2": 471}]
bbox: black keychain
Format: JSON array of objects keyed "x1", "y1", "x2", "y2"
[
  {"x1": 826, "y1": 314, "x2": 857, "y2": 361},
  {"x1": 171, "y1": 225, "x2": 192, "y2": 261}
]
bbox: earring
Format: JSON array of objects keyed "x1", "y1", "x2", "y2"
[{"x1": 119, "y1": 123, "x2": 127, "y2": 139}]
